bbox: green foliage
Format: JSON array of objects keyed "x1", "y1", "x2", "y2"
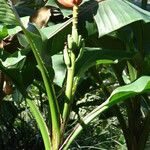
[
  {"x1": 0, "y1": 0, "x2": 16, "y2": 25},
  {"x1": 75, "y1": 47, "x2": 135, "y2": 78},
  {"x1": 62, "y1": 76, "x2": 150, "y2": 149},
  {"x1": 1, "y1": 0, "x2": 150, "y2": 149}
]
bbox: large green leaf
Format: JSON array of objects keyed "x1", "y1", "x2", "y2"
[
  {"x1": 27, "y1": 98, "x2": 51, "y2": 150},
  {"x1": 62, "y1": 76, "x2": 150, "y2": 149},
  {"x1": 94, "y1": 0, "x2": 150, "y2": 37},
  {"x1": 78, "y1": 0, "x2": 150, "y2": 38}
]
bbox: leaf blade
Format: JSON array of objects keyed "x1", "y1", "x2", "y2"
[
  {"x1": 27, "y1": 98, "x2": 51, "y2": 150},
  {"x1": 94, "y1": 0, "x2": 150, "y2": 37}
]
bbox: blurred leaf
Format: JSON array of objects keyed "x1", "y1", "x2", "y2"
[
  {"x1": 0, "y1": 26, "x2": 8, "y2": 40},
  {"x1": 0, "y1": 64, "x2": 25, "y2": 94},
  {"x1": 0, "y1": 0, "x2": 29, "y2": 36},
  {"x1": 1, "y1": 51, "x2": 26, "y2": 69},
  {"x1": 85, "y1": 33, "x2": 126, "y2": 52},
  {"x1": 127, "y1": 61, "x2": 137, "y2": 82},
  {"x1": 0, "y1": 48, "x2": 39, "y2": 94},
  {"x1": 6, "y1": 16, "x2": 29, "y2": 35},
  {"x1": 52, "y1": 54, "x2": 66, "y2": 87},
  {"x1": 21, "y1": 54, "x2": 41, "y2": 88},
  {"x1": 46, "y1": 0, "x2": 59, "y2": 9},
  {"x1": 41, "y1": 21, "x2": 71, "y2": 55},
  {"x1": 17, "y1": 32, "x2": 29, "y2": 48},
  {"x1": 23, "y1": 26, "x2": 55, "y2": 80},
  {"x1": 75, "y1": 47, "x2": 136, "y2": 78},
  {"x1": 12, "y1": 88, "x2": 24, "y2": 105},
  {"x1": 41, "y1": 22, "x2": 71, "y2": 39},
  {"x1": 0, "y1": 49, "x2": 27, "y2": 95},
  {"x1": 0, "y1": 16, "x2": 29, "y2": 36},
  {"x1": 46, "y1": 0, "x2": 72, "y2": 17},
  {"x1": 0, "y1": 0, "x2": 17, "y2": 25}
]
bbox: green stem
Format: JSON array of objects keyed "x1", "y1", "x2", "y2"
[
  {"x1": 63, "y1": 52, "x2": 76, "y2": 123},
  {"x1": 62, "y1": 4, "x2": 79, "y2": 123}
]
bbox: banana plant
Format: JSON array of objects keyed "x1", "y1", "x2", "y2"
[{"x1": 1, "y1": 0, "x2": 150, "y2": 149}]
